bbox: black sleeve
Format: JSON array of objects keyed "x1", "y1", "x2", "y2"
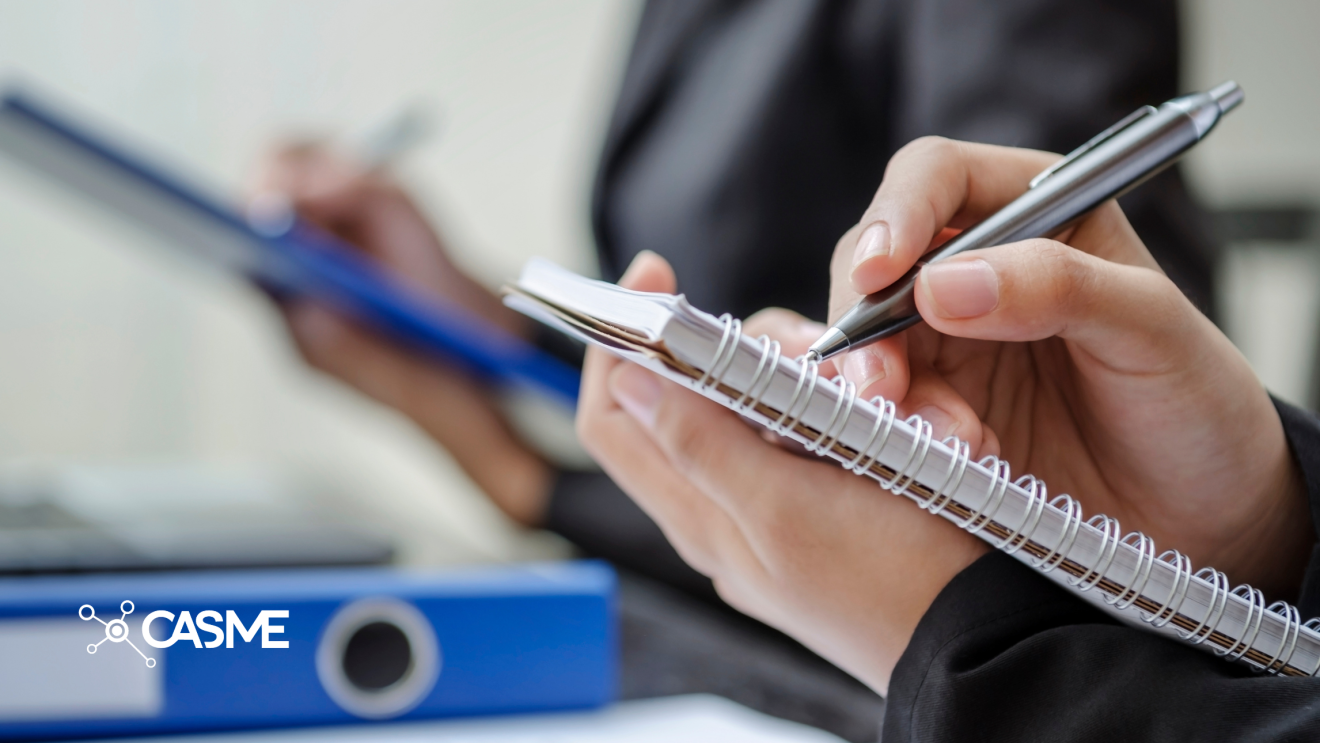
[
  {"x1": 883, "y1": 399, "x2": 1320, "y2": 742},
  {"x1": 543, "y1": 470, "x2": 719, "y2": 604}
]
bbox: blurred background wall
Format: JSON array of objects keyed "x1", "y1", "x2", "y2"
[{"x1": 0, "y1": 0, "x2": 1316, "y2": 565}]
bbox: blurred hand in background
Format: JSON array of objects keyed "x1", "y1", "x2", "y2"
[{"x1": 254, "y1": 144, "x2": 551, "y2": 526}]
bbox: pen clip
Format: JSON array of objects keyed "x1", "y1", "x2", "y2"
[{"x1": 1029, "y1": 105, "x2": 1158, "y2": 189}]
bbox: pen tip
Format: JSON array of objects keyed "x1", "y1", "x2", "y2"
[
  {"x1": 806, "y1": 327, "x2": 849, "y2": 363},
  {"x1": 1210, "y1": 81, "x2": 1244, "y2": 114}
]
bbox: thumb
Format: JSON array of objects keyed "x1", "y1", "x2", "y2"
[{"x1": 619, "y1": 250, "x2": 678, "y2": 294}]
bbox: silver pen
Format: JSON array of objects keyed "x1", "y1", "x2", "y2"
[{"x1": 808, "y1": 81, "x2": 1245, "y2": 362}]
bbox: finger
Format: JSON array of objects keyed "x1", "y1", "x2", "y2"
[
  {"x1": 286, "y1": 301, "x2": 421, "y2": 410},
  {"x1": 607, "y1": 359, "x2": 859, "y2": 563},
  {"x1": 837, "y1": 332, "x2": 911, "y2": 405},
  {"x1": 617, "y1": 250, "x2": 677, "y2": 294},
  {"x1": 914, "y1": 238, "x2": 1202, "y2": 374},
  {"x1": 848, "y1": 138, "x2": 1059, "y2": 295},
  {"x1": 577, "y1": 249, "x2": 739, "y2": 572},
  {"x1": 252, "y1": 142, "x2": 391, "y2": 235},
  {"x1": 582, "y1": 357, "x2": 748, "y2": 575},
  {"x1": 577, "y1": 252, "x2": 747, "y2": 574},
  {"x1": 894, "y1": 364, "x2": 994, "y2": 458}
]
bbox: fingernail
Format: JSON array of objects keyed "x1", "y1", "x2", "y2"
[
  {"x1": 914, "y1": 405, "x2": 959, "y2": 439},
  {"x1": 609, "y1": 364, "x2": 663, "y2": 429},
  {"x1": 842, "y1": 348, "x2": 887, "y2": 394},
  {"x1": 851, "y1": 222, "x2": 890, "y2": 267},
  {"x1": 923, "y1": 259, "x2": 999, "y2": 319}
]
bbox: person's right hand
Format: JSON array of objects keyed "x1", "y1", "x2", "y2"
[
  {"x1": 833, "y1": 137, "x2": 1314, "y2": 600},
  {"x1": 254, "y1": 144, "x2": 551, "y2": 526}
]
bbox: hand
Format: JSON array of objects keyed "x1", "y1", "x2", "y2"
[
  {"x1": 837, "y1": 137, "x2": 1312, "y2": 599},
  {"x1": 254, "y1": 143, "x2": 550, "y2": 525},
  {"x1": 577, "y1": 252, "x2": 990, "y2": 694}
]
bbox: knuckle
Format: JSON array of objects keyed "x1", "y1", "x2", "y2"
[
  {"x1": 751, "y1": 502, "x2": 809, "y2": 565},
  {"x1": 672, "y1": 539, "x2": 719, "y2": 579},
  {"x1": 1025, "y1": 239, "x2": 1089, "y2": 312},
  {"x1": 743, "y1": 307, "x2": 797, "y2": 338},
  {"x1": 656, "y1": 404, "x2": 716, "y2": 473},
  {"x1": 1142, "y1": 270, "x2": 1193, "y2": 328},
  {"x1": 897, "y1": 135, "x2": 955, "y2": 165},
  {"x1": 832, "y1": 223, "x2": 864, "y2": 266},
  {"x1": 711, "y1": 576, "x2": 757, "y2": 616},
  {"x1": 880, "y1": 137, "x2": 954, "y2": 191},
  {"x1": 574, "y1": 405, "x2": 607, "y2": 456}
]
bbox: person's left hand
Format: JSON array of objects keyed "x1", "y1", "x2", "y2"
[{"x1": 576, "y1": 251, "x2": 989, "y2": 695}]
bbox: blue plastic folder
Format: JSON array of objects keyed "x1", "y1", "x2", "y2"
[
  {"x1": 0, "y1": 561, "x2": 616, "y2": 740},
  {"x1": 0, "y1": 89, "x2": 580, "y2": 404}
]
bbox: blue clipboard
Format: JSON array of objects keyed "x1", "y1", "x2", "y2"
[{"x1": 0, "y1": 88, "x2": 581, "y2": 404}]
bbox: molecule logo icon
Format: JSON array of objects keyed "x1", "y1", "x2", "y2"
[{"x1": 80, "y1": 600, "x2": 156, "y2": 668}]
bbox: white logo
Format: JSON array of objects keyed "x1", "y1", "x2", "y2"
[
  {"x1": 80, "y1": 600, "x2": 156, "y2": 668},
  {"x1": 141, "y1": 609, "x2": 289, "y2": 649}
]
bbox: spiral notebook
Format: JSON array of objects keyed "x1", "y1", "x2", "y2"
[{"x1": 505, "y1": 258, "x2": 1320, "y2": 677}]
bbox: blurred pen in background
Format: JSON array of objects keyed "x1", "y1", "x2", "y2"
[{"x1": 246, "y1": 103, "x2": 436, "y2": 237}]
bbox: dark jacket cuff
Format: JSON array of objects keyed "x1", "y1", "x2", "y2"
[
  {"x1": 543, "y1": 469, "x2": 718, "y2": 603},
  {"x1": 1272, "y1": 398, "x2": 1320, "y2": 618}
]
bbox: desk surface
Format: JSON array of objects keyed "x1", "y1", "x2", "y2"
[{"x1": 84, "y1": 695, "x2": 845, "y2": 743}]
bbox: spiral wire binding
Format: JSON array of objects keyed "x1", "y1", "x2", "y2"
[
  {"x1": 1144, "y1": 551, "x2": 1193, "y2": 628},
  {"x1": 1182, "y1": 568, "x2": 1230, "y2": 645},
  {"x1": 1264, "y1": 602, "x2": 1302, "y2": 673},
  {"x1": 961, "y1": 458, "x2": 1011, "y2": 534},
  {"x1": 919, "y1": 437, "x2": 970, "y2": 517},
  {"x1": 1108, "y1": 532, "x2": 1156, "y2": 611},
  {"x1": 1221, "y1": 586, "x2": 1267, "y2": 662},
  {"x1": 701, "y1": 317, "x2": 1316, "y2": 675},
  {"x1": 1033, "y1": 494, "x2": 1081, "y2": 574},
  {"x1": 1000, "y1": 476, "x2": 1047, "y2": 555},
  {"x1": 806, "y1": 377, "x2": 857, "y2": 455}
]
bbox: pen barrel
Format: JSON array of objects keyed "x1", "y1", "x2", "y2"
[{"x1": 837, "y1": 101, "x2": 1213, "y2": 347}]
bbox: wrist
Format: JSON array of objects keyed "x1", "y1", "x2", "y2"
[
  {"x1": 394, "y1": 359, "x2": 553, "y2": 527},
  {"x1": 474, "y1": 446, "x2": 552, "y2": 527},
  {"x1": 1220, "y1": 439, "x2": 1313, "y2": 601}
]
